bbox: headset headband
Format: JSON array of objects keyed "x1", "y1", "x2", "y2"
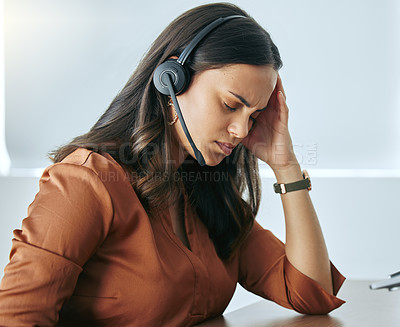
[{"x1": 177, "y1": 15, "x2": 245, "y2": 65}]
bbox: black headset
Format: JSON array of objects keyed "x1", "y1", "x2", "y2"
[{"x1": 153, "y1": 15, "x2": 245, "y2": 166}]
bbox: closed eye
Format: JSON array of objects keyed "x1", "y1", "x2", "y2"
[
  {"x1": 225, "y1": 102, "x2": 267, "y2": 123},
  {"x1": 224, "y1": 103, "x2": 237, "y2": 112},
  {"x1": 250, "y1": 107, "x2": 267, "y2": 119}
]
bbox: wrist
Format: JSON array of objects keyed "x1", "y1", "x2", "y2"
[{"x1": 273, "y1": 163, "x2": 303, "y2": 184}]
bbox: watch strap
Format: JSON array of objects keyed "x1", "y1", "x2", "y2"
[{"x1": 273, "y1": 170, "x2": 312, "y2": 194}]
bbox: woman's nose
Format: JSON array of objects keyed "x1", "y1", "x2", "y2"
[{"x1": 227, "y1": 116, "x2": 252, "y2": 139}]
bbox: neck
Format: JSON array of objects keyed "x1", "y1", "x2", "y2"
[{"x1": 170, "y1": 133, "x2": 189, "y2": 170}]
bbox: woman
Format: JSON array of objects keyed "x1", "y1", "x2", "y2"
[{"x1": 0, "y1": 3, "x2": 345, "y2": 326}]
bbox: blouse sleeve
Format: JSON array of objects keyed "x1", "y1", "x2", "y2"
[
  {"x1": 238, "y1": 221, "x2": 345, "y2": 315},
  {"x1": 0, "y1": 162, "x2": 114, "y2": 326}
]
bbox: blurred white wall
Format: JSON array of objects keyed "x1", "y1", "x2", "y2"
[
  {"x1": 1, "y1": 0, "x2": 399, "y2": 314},
  {"x1": 0, "y1": 0, "x2": 10, "y2": 175}
]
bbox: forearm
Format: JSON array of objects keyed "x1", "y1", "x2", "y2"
[{"x1": 274, "y1": 163, "x2": 333, "y2": 295}]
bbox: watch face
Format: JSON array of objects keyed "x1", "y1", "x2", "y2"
[{"x1": 302, "y1": 170, "x2": 312, "y2": 191}]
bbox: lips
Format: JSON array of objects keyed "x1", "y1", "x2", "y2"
[
  {"x1": 219, "y1": 142, "x2": 235, "y2": 149},
  {"x1": 216, "y1": 141, "x2": 234, "y2": 155}
]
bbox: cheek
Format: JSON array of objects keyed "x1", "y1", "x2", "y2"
[{"x1": 178, "y1": 93, "x2": 220, "y2": 129}]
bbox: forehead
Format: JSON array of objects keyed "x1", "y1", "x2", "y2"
[{"x1": 199, "y1": 64, "x2": 277, "y2": 103}]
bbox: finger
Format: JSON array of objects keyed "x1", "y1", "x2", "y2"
[
  {"x1": 277, "y1": 74, "x2": 286, "y2": 100},
  {"x1": 278, "y1": 90, "x2": 289, "y2": 125}
]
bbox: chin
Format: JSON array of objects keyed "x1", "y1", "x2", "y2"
[
  {"x1": 204, "y1": 160, "x2": 221, "y2": 167},
  {"x1": 203, "y1": 154, "x2": 226, "y2": 167},
  {"x1": 186, "y1": 146, "x2": 225, "y2": 167}
]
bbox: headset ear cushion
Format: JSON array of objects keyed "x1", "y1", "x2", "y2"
[{"x1": 153, "y1": 59, "x2": 190, "y2": 95}]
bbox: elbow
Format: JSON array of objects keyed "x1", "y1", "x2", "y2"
[{"x1": 288, "y1": 294, "x2": 346, "y2": 315}]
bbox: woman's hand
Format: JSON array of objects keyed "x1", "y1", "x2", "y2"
[
  {"x1": 242, "y1": 76, "x2": 336, "y2": 296},
  {"x1": 241, "y1": 74, "x2": 299, "y2": 172}
]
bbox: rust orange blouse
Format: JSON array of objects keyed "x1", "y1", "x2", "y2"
[{"x1": 0, "y1": 148, "x2": 345, "y2": 326}]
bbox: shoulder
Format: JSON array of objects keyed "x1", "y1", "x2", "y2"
[
  {"x1": 46, "y1": 148, "x2": 132, "y2": 192},
  {"x1": 41, "y1": 148, "x2": 150, "y2": 228},
  {"x1": 52, "y1": 147, "x2": 143, "y2": 215},
  {"x1": 36, "y1": 147, "x2": 121, "y2": 215},
  {"x1": 58, "y1": 148, "x2": 127, "y2": 179},
  {"x1": 38, "y1": 148, "x2": 139, "y2": 217}
]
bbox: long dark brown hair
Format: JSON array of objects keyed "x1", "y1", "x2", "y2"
[{"x1": 49, "y1": 3, "x2": 282, "y2": 260}]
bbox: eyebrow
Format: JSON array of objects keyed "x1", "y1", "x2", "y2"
[{"x1": 228, "y1": 91, "x2": 268, "y2": 111}]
